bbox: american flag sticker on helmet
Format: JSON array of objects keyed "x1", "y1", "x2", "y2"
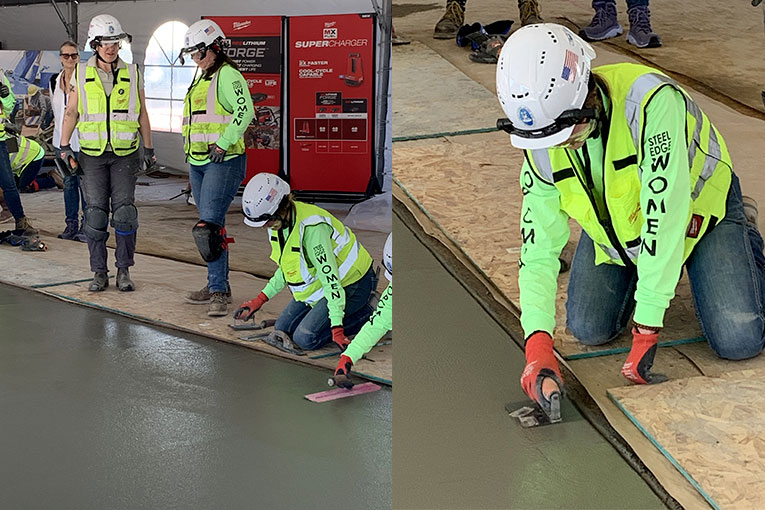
[
  {"x1": 204, "y1": 25, "x2": 214, "y2": 35},
  {"x1": 561, "y1": 49, "x2": 579, "y2": 83},
  {"x1": 265, "y1": 188, "x2": 277, "y2": 202}
]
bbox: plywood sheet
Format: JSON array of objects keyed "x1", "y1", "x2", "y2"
[
  {"x1": 392, "y1": 41, "x2": 502, "y2": 140},
  {"x1": 674, "y1": 342, "x2": 765, "y2": 378},
  {"x1": 393, "y1": 140, "x2": 703, "y2": 358},
  {"x1": 609, "y1": 369, "x2": 765, "y2": 509}
]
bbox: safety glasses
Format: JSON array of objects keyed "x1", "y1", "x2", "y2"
[
  {"x1": 178, "y1": 43, "x2": 206, "y2": 65},
  {"x1": 497, "y1": 107, "x2": 597, "y2": 139},
  {"x1": 60, "y1": 53, "x2": 79, "y2": 60},
  {"x1": 242, "y1": 211, "x2": 277, "y2": 225}
]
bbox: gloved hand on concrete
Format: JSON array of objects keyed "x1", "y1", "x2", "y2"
[
  {"x1": 59, "y1": 144, "x2": 78, "y2": 175},
  {"x1": 208, "y1": 144, "x2": 226, "y2": 164},
  {"x1": 143, "y1": 147, "x2": 156, "y2": 171},
  {"x1": 520, "y1": 331, "x2": 563, "y2": 408},
  {"x1": 233, "y1": 292, "x2": 268, "y2": 321},
  {"x1": 621, "y1": 327, "x2": 668, "y2": 384},
  {"x1": 0, "y1": 82, "x2": 9, "y2": 98},
  {"x1": 331, "y1": 326, "x2": 350, "y2": 349},
  {"x1": 333, "y1": 354, "x2": 354, "y2": 389}
]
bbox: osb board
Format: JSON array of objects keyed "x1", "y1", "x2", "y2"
[
  {"x1": 568, "y1": 351, "x2": 713, "y2": 510},
  {"x1": 392, "y1": 0, "x2": 765, "y2": 114},
  {"x1": 17, "y1": 178, "x2": 388, "y2": 280},
  {"x1": 0, "y1": 237, "x2": 391, "y2": 384},
  {"x1": 392, "y1": 41, "x2": 502, "y2": 140},
  {"x1": 675, "y1": 342, "x2": 765, "y2": 378},
  {"x1": 609, "y1": 369, "x2": 765, "y2": 509},
  {"x1": 393, "y1": 140, "x2": 703, "y2": 358}
]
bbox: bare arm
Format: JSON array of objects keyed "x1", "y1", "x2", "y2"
[
  {"x1": 138, "y1": 88, "x2": 152, "y2": 149},
  {"x1": 60, "y1": 84, "x2": 79, "y2": 146}
]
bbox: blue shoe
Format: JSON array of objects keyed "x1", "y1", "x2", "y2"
[
  {"x1": 580, "y1": 1, "x2": 623, "y2": 42},
  {"x1": 626, "y1": 6, "x2": 662, "y2": 48}
]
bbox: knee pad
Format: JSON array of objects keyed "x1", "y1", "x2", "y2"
[
  {"x1": 83, "y1": 206, "x2": 109, "y2": 242},
  {"x1": 192, "y1": 220, "x2": 232, "y2": 262},
  {"x1": 110, "y1": 203, "x2": 138, "y2": 235}
]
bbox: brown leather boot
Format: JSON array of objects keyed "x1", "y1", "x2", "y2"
[{"x1": 15, "y1": 216, "x2": 38, "y2": 236}]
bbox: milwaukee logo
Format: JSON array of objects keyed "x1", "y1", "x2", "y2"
[
  {"x1": 232, "y1": 21, "x2": 252, "y2": 31},
  {"x1": 324, "y1": 21, "x2": 337, "y2": 28}
]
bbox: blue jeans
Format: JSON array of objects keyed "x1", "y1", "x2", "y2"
[
  {"x1": 63, "y1": 153, "x2": 86, "y2": 222},
  {"x1": 566, "y1": 172, "x2": 765, "y2": 360},
  {"x1": 188, "y1": 155, "x2": 246, "y2": 293},
  {"x1": 274, "y1": 267, "x2": 377, "y2": 350},
  {"x1": 596, "y1": 0, "x2": 649, "y2": 7},
  {"x1": 16, "y1": 158, "x2": 44, "y2": 189},
  {"x1": 0, "y1": 140, "x2": 25, "y2": 219}
]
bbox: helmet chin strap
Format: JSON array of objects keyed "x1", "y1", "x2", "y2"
[{"x1": 95, "y1": 41, "x2": 120, "y2": 69}]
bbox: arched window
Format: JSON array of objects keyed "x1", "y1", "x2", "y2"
[{"x1": 144, "y1": 21, "x2": 196, "y2": 133}]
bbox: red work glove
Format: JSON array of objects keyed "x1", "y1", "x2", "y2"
[
  {"x1": 332, "y1": 326, "x2": 350, "y2": 349},
  {"x1": 520, "y1": 331, "x2": 564, "y2": 408},
  {"x1": 233, "y1": 292, "x2": 268, "y2": 321},
  {"x1": 333, "y1": 355, "x2": 354, "y2": 389},
  {"x1": 621, "y1": 327, "x2": 668, "y2": 384}
]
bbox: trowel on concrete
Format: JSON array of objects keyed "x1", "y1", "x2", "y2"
[{"x1": 506, "y1": 387, "x2": 563, "y2": 428}]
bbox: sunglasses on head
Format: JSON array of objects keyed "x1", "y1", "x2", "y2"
[{"x1": 60, "y1": 53, "x2": 78, "y2": 59}]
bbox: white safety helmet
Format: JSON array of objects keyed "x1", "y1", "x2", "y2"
[
  {"x1": 179, "y1": 19, "x2": 227, "y2": 64},
  {"x1": 87, "y1": 14, "x2": 131, "y2": 49},
  {"x1": 496, "y1": 23, "x2": 596, "y2": 150},
  {"x1": 383, "y1": 233, "x2": 392, "y2": 281},
  {"x1": 242, "y1": 173, "x2": 291, "y2": 228}
]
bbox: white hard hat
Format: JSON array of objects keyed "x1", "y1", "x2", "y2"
[
  {"x1": 87, "y1": 14, "x2": 130, "y2": 45},
  {"x1": 242, "y1": 173, "x2": 291, "y2": 227},
  {"x1": 383, "y1": 233, "x2": 392, "y2": 281},
  {"x1": 180, "y1": 19, "x2": 226, "y2": 61},
  {"x1": 496, "y1": 23, "x2": 596, "y2": 150}
]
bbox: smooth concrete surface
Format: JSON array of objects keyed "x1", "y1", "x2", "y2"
[
  {"x1": 0, "y1": 285, "x2": 391, "y2": 510},
  {"x1": 392, "y1": 215, "x2": 665, "y2": 510}
]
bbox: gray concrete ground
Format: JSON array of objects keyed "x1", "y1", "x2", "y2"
[
  {"x1": 392, "y1": 214, "x2": 664, "y2": 510},
  {"x1": 0, "y1": 284, "x2": 391, "y2": 510}
]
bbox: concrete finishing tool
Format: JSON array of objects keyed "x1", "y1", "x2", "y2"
[
  {"x1": 240, "y1": 330, "x2": 305, "y2": 356},
  {"x1": 229, "y1": 318, "x2": 276, "y2": 331},
  {"x1": 327, "y1": 373, "x2": 354, "y2": 389},
  {"x1": 506, "y1": 391, "x2": 562, "y2": 428}
]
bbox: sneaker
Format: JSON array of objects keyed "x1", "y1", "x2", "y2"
[
  {"x1": 117, "y1": 267, "x2": 135, "y2": 292},
  {"x1": 208, "y1": 292, "x2": 229, "y2": 317},
  {"x1": 580, "y1": 1, "x2": 623, "y2": 42},
  {"x1": 89, "y1": 272, "x2": 109, "y2": 292},
  {"x1": 15, "y1": 216, "x2": 38, "y2": 237},
  {"x1": 58, "y1": 219, "x2": 79, "y2": 240},
  {"x1": 518, "y1": 0, "x2": 544, "y2": 26},
  {"x1": 434, "y1": 0, "x2": 465, "y2": 39},
  {"x1": 626, "y1": 5, "x2": 662, "y2": 48},
  {"x1": 743, "y1": 196, "x2": 759, "y2": 226},
  {"x1": 185, "y1": 284, "x2": 233, "y2": 305}
]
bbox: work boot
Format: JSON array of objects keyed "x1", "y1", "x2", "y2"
[
  {"x1": 208, "y1": 292, "x2": 229, "y2": 317},
  {"x1": 626, "y1": 5, "x2": 662, "y2": 48},
  {"x1": 743, "y1": 196, "x2": 759, "y2": 227},
  {"x1": 0, "y1": 191, "x2": 11, "y2": 223},
  {"x1": 58, "y1": 219, "x2": 79, "y2": 240},
  {"x1": 15, "y1": 216, "x2": 38, "y2": 237},
  {"x1": 117, "y1": 267, "x2": 135, "y2": 292},
  {"x1": 51, "y1": 171, "x2": 65, "y2": 189},
  {"x1": 89, "y1": 272, "x2": 109, "y2": 292},
  {"x1": 185, "y1": 284, "x2": 233, "y2": 305},
  {"x1": 518, "y1": 0, "x2": 544, "y2": 26},
  {"x1": 580, "y1": 1, "x2": 623, "y2": 42},
  {"x1": 434, "y1": 0, "x2": 465, "y2": 39}
]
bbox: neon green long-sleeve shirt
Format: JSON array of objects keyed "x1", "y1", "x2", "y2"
[
  {"x1": 519, "y1": 85, "x2": 691, "y2": 336},
  {"x1": 188, "y1": 65, "x2": 254, "y2": 166},
  {"x1": 344, "y1": 282, "x2": 392, "y2": 364},
  {"x1": 261, "y1": 223, "x2": 347, "y2": 327},
  {"x1": 0, "y1": 74, "x2": 16, "y2": 141}
]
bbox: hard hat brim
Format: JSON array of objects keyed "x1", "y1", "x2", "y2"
[
  {"x1": 384, "y1": 269, "x2": 392, "y2": 282},
  {"x1": 510, "y1": 124, "x2": 575, "y2": 150},
  {"x1": 244, "y1": 216, "x2": 267, "y2": 228}
]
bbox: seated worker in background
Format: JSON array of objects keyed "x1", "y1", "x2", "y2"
[
  {"x1": 334, "y1": 233, "x2": 393, "y2": 388},
  {"x1": 24, "y1": 85, "x2": 54, "y2": 131},
  {"x1": 495, "y1": 24, "x2": 765, "y2": 416},
  {"x1": 235, "y1": 173, "x2": 377, "y2": 352}
]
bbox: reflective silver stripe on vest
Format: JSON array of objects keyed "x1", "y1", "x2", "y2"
[
  {"x1": 14, "y1": 138, "x2": 31, "y2": 164},
  {"x1": 625, "y1": 73, "x2": 676, "y2": 150},
  {"x1": 78, "y1": 63, "x2": 88, "y2": 114},
  {"x1": 691, "y1": 126, "x2": 721, "y2": 200},
  {"x1": 182, "y1": 114, "x2": 232, "y2": 126},
  {"x1": 528, "y1": 149, "x2": 555, "y2": 183},
  {"x1": 598, "y1": 242, "x2": 640, "y2": 262},
  {"x1": 189, "y1": 132, "x2": 222, "y2": 143},
  {"x1": 78, "y1": 131, "x2": 107, "y2": 140},
  {"x1": 111, "y1": 113, "x2": 140, "y2": 122},
  {"x1": 80, "y1": 113, "x2": 107, "y2": 122},
  {"x1": 126, "y1": 64, "x2": 138, "y2": 116},
  {"x1": 182, "y1": 71, "x2": 234, "y2": 128},
  {"x1": 112, "y1": 131, "x2": 139, "y2": 141}
]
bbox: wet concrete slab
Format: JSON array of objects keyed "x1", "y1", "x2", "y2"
[
  {"x1": 392, "y1": 215, "x2": 663, "y2": 509},
  {"x1": 0, "y1": 284, "x2": 391, "y2": 510}
]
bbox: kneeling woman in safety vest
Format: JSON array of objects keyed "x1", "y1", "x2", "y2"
[
  {"x1": 8, "y1": 134, "x2": 45, "y2": 191},
  {"x1": 236, "y1": 173, "x2": 377, "y2": 351},
  {"x1": 333, "y1": 233, "x2": 393, "y2": 388},
  {"x1": 178, "y1": 20, "x2": 254, "y2": 317},
  {"x1": 60, "y1": 14, "x2": 156, "y2": 292}
]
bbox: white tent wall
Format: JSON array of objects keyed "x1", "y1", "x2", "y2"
[{"x1": 0, "y1": 0, "x2": 391, "y2": 187}]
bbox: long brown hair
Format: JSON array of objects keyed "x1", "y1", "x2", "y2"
[{"x1": 203, "y1": 46, "x2": 240, "y2": 79}]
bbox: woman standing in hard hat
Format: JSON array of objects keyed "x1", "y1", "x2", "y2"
[
  {"x1": 495, "y1": 24, "x2": 765, "y2": 417},
  {"x1": 235, "y1": 173, "x2": 377, "y2": 352},
  {"x1": 178, "y1": 19, "x2": 254, "y2": 317},
  {"x1": 60, "y1": 14, "x2": 156, "y2": 292}
]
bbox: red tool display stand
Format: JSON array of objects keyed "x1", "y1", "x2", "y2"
[
  {"x1": 205, "y1": 16, "x2": 283, "y2": 183},
  {"x1": 287, "y1": 13, "x2": 377, "y2": 201}
]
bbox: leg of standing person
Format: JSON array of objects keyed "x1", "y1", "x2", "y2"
[
  {"x1": 580, "y1": 0, "x2": 623, "y2": 42},
  {"x1": 434, "y1": 0, "x2": 466, "y2": 39},
  {"x1": 0, "y1": 139, "x2": 27, "y2": 222},
  {"x1": 625, "y1": 0, "x2": 662, "y2": 48},
  {"x1": 60, "y1": 173, "x2": 81, "y2": 239},
  {"x1": 79, "y1": 152, "x2": 112, "y2": 291},
  {"x1": 109, "y1": 152, "x2": 140, "y2": 291},
  {"x1": 566, "y1": 231, "x2": 639, "y2": 345},
  {"x1": 686, "y1": 173, "x2": 765, "y2": 360}
]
